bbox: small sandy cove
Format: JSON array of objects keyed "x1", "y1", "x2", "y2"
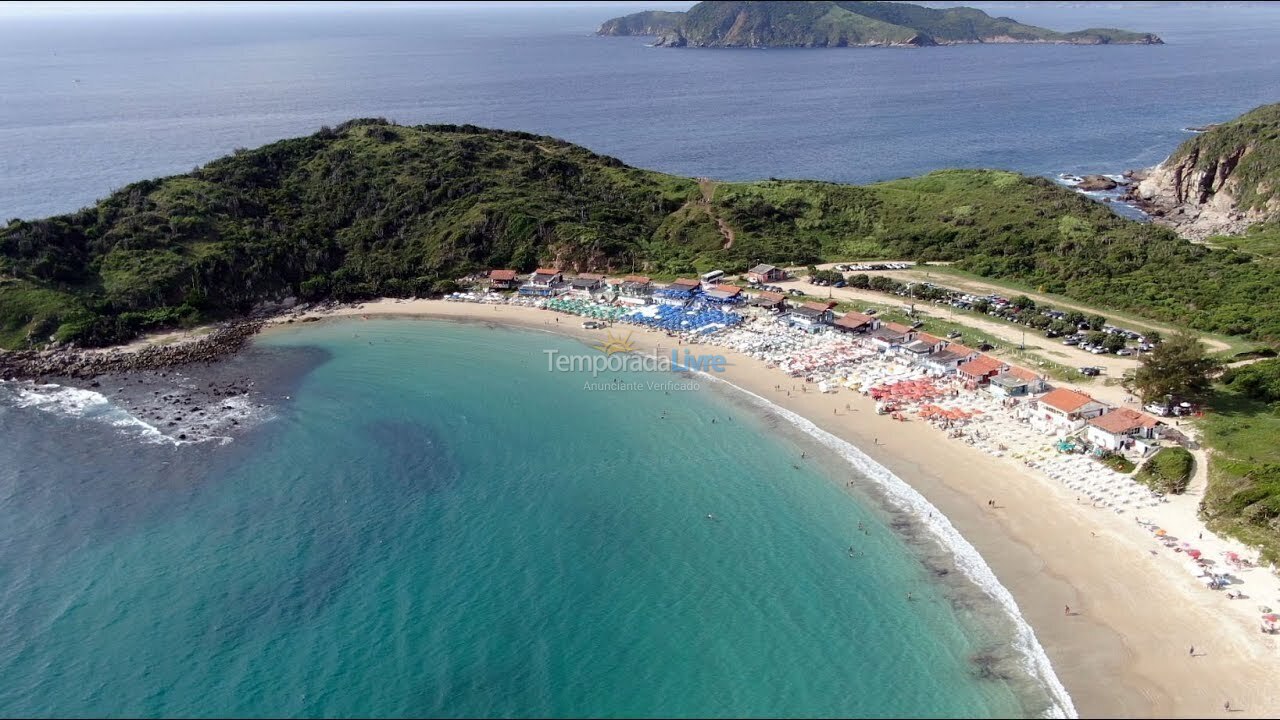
[{"x1": 269, "y1": 299, "x2": 1280, "y2": 718}]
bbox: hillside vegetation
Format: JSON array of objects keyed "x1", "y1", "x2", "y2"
[
  {"x1": 598, "y1": 0, "x2": 1162, "y2": 48},
  {"x1": 4, "y1": 120, "x2": 1280, "y2": 349}
]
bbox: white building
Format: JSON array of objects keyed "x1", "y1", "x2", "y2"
[
  {"x1": 1031, "y1": 388, "x2": 1110, "y2": 435},
  {"x1": 1086, "y1": 408, "x2": 1162, "y2": 453}
]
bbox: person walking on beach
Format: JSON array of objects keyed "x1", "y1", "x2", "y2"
[
  {"x1": 1064, "y1": 605, "x2": 1070, "y2": 616},
  {"x1": 1189, "y1": 645, "x2": 1195, "y2": 657}
]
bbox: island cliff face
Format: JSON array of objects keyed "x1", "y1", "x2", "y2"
[
  {"x1": 597, "y1": 1, "x2": 1163, "y2": 49},
  {"x1": 596, "y1": 10, "x2": 684, "y2": 37},
  {"x1": 1130, "y1": 103, "x2": 1280, "y2": 240}
]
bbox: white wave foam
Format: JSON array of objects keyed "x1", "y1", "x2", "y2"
[
  {"x1": 700, "y1": 373, "x2": 1078, "y2": 719},
  {"x1": 0, "y1": 380, "x2": 257, "y2": 446},
  {"x1": 2, "y1": 380, "x2": 175, "y2": 443}
]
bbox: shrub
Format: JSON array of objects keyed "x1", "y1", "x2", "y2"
[{"x1": 1137, "y1": 447, "x2": 1195, "y2": 495}]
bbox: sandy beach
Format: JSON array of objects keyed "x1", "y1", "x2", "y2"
[{"x1": 269, "y1": 298, "x2": 1280, "y2": 718}]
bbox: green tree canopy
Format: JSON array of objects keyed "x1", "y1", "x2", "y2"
[{"x1": 1131, "y1": 332, "x2": 1221, "y2": 403}]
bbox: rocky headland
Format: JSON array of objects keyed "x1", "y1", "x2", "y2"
[{"x1": 1125, "y1": 103, "x2": 1280, "y2": 241}]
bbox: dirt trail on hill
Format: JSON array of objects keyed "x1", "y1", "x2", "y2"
[{"x1": 696, "y1": 177, "x2": 735, "y2": 250}]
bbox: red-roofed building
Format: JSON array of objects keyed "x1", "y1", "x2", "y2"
[
  {"x1": 867, "y1": 322, "x2": 916, "y2": 352},
  {"x1": 489, "y1": 269, "x2": 519, "y2": 290},
  {"x1": 753, "y1": 290, "x2": 787, "y2": 311},
  {"x1": 1086, "y1": 408, "x2": 1163, "y2": 452},
  {"x1": 1032, "y1": 388, "x2": 1110, "y2": 434},
  {"x1": 618, "y1": 275, "x2": 654, "y2": 304},
  {"x1": 957, "y1": 354, "x2": 1005, "y2": 385},
  {"x1": 832, "y1": 311, "x2": 877, "y2": 334},
  {"x1": 704, "y1": 284, "x2": 744, "y2": 304},
  {"x1": 531, "y1": 268, "x2": 562, "y2": 286}
]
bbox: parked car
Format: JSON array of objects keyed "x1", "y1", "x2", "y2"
[
  {"x1": 946, "y1": 331, "x2": 962, "y2": 339},
  {"x1": 864, "y1": 308, "x2": 878, "y2": 315},
  {"x1": 788, "y1": 289, "x2": 805, "y2": 297},
  {"x1": 1116, "y1": 349, "x2": 1133, "y2": 356},
  {"x1": 582, "y1": 320, "x2": 605, "y2": 330},
  {"x1": 1079, "y1": 366, "x2": 1102, "y2": 376}
]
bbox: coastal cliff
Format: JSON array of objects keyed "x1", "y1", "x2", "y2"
[
  {"x1": 1129, "y1": 103, "x2": 1280, "y2": 241},
  {"x1": 598, "y1": 1, "x2": 1163, "y2": 49}
]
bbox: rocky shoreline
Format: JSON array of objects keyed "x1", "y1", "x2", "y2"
[
  {"x1": 1121, "y1": 164, "x2": 1265, "y2": 241},
  {"x1": 0, "y1": 319, "x2": 266, "y2": 383},
  {"x1": 0, "y1": 318, "x2": 280, "y2": 444}
]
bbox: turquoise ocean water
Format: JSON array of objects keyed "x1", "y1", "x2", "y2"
[{"x1": 0, "y1": 318, "x2": 1067, "y2": 717}]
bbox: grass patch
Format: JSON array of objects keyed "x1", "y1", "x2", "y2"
[
  {"x1": 1101, "y1": 453, "x2": 1137, "y2": 474},
  {"x1": 0, "y1": 279, "x2": 81, "y2": 349},
  {"x1": 1135, "y1": 447, "x2": 1193, "y2": 494},
  {"x1": 1199, "y1": 387, "x2": 1280, "y2": 563}
]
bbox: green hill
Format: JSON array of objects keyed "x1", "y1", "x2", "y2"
[
  {"x1": 597, "y1": 1, "x2": 1162, "y2": 48},
  {"x1": 4, "y1": 119, "x2": 1280, "y2": 349}
]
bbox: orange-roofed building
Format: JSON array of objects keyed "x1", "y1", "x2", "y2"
[
  {"x1": 832, "y1": 311, "x2": 877, "y2": 334},
  {"x1": 788, "y1": 300, "x2": 836, "y2": 330},
  {"x1": 957, "y1": 354, "x2": 1005, "y2": 385},
  {"x1": 530, "y1": 268, "x2": 563, "y2": 287},
  {"x1": 753, "y1": 290, "x2": 787, "y2": 311},
  {"x1": 618, "y1": 275, "x2": 654, "y2": 304},
  {"x1": 1032, "y1": 387, "x2": 1110, "y2": 434},
  {"x1": 1086, "y1": 408, "x2": 1163, "y2": 452},
  {"x1": 488, "y1": 269, "x2": 519, "y2": 290}
]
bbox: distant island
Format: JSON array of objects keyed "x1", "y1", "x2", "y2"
[{"x1": 597, "y1": 0, "x2": 1164, "y2": 48}]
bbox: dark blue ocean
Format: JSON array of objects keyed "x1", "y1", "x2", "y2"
[
  {"x1": 2, "y1": 2, "x2": 1280, "y2": 220},
  {"x1": 2, "y1": 2, "x2": 1280, "y2": 717}
]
